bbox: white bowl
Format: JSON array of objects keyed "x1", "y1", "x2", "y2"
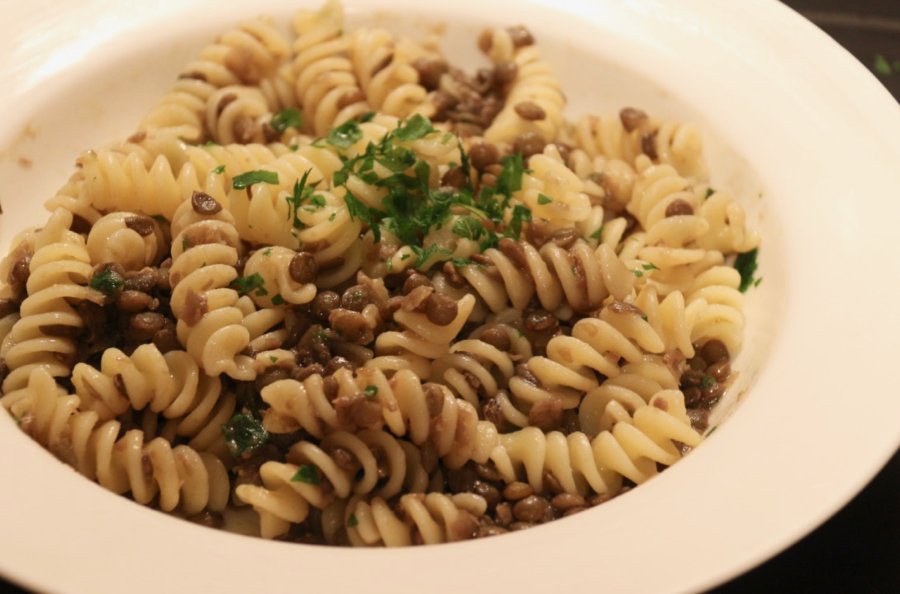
[{"x1": 0, "y1": 1, "x2": 898, "y2": 593}]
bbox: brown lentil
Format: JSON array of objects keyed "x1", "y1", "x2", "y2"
[
  {"x1": 191, "y1": 190, "x2": 223, "y2": 215},
  {"x1": 700, "y1": 339, "x2": 729, "y2": 364},
  {"x1": 441, "y1": 166, "x2": 467, "y2": 189},
  {"x1": 340, "y1": 285, "x2": 370, "y2": 311},
  {"x1": 469, "y1": 141, "x2": 500, "y2": 171},
  {"x1": 423, "y1": 293, "x2": 458, "y2": 326},
  {"x1": 288, "y1": 252, "x2": 318, "y2": 284},
  {"x1": 334, "y1": 394, "x2": 382, "y2": 428},
  {"x1": 311, "y1": 291, "x2": 340, "y2": 321},
  {"x1": 506, "y1": 25, "x2": 535, "y2": 47},
  {"x1": 128, "y1": 312, "x2": 168, "y2": 342},
  {"x1": 550, "y1": 227, "x2": 579, "y2": 249},
  {"x1": 328, "y1": 309, "x2": 371, "y2": 344},
  {"x1": 665, "y1": 199, "x2": 694, "y2": 217},
  {"x1": 514, "y1": 100, "x2": 546, "y2": 121},
  {"x1": 512, "y1": 131, "x2": 546, "y2": 159},
  {"x1": 502, "y1": 481, "x2": 534, "y2": 501},
  {"x1": 551, "y1": 493, "x2": 586, "y2": 512},
  {"x1": 524, "y1": 309, "x2": 558, "y2": 333},
  {"x1": 513, "y1": 495, "x2": 552, "y2": 523},
  {"x1": 708, "y1": 360, "x2": 731, "y2": 382},
  {"x1": 619, "y1": 107, "x2": 648, "y2": 132},
  {"x1": 412, "y1": 57, "x2": 448, "y2": 91},
  {"x1": 124, "y1": 215, "x2": 155, "y2": 237},
  {"x1": 527, "y1": 398, "x2": 564, "y2": 431},
  {"x1": 641, "y1": 130, "x2": 659, "y2": 160},
  {"x1": 116, "y1": 290, "x2": 153, "y2": 313},
  {"x1": 402, "y1": 273, "x2": 431, "y2": 295},
  {"x1": 494, "y1": 61, "x2": 518, "y2": 85},
  {"x1": 479, "y1": 325, "x2": 511, "y2": 352}
]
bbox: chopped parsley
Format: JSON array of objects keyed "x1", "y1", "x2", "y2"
[
  {"x1": 363, "y1": 385, "x2": 378, "y2": 400},
  {"x1": 222, "y1": 413, "x2": 268, "y2": 457},
  {"x1": 262, "y1": 248, "x2": 273, "y2": 256},
  {"x1": 700, "y1": 375, "x2": 716, "y2": 390},
  {"x1": 269, "y1": 355, "x2": 279, "y2": 364},
  {"x1": 347, "y1": 513, "x2": 359, "y2": 527},
  {"x1": 291, "y1": 464, "x2": 321, "y2": 485},
  {"x1": 704, "y1": 187, "x2": 715, "y2": 199},
  {"x1": 212, "y1": 164, "x2": 225, "y2": 174},
  {"x1": 537, "y1": 193, "x2": 553, "y2": 205},
  {"x1": 393, "y1": 114, "x2": 435, "y2": 141},
  {"x1": 590, "y1": 226, "x2": 604, "y2": 240},
  {"x1": 271, "y1": 293, "x2": 285, "y2": 305},
  {"x1": 642, "y1": 262, "x2": 659, "y2": 271},
  {"x1": 232, "y1": 169, "x2": 279, "y2": 189},
  {"x1": 89, "y1": 268, "x2": 124, "y2": 296},
  {"x1": 331, "y1": 116, "x2": 531, "y2": 269},
  {"x1": 327, "y1": 120, "x2": 363, "y2": 149},
  {"x1": 285, "y1": 169, "x2": 323, "y2": 230},
  {"x1": 269, "y1": 108, "x2": 303, "y2": 134},
  {"x1": 359, "y1": 111, "x2": 376, "y2": 123},
  {"x1": 734, "y1": 248, "x2": 760, "y2": 293},
  {"x1": 231, "y1": 272, "x2": 268, "y2": 297},
  {"x1": 873, "y1": 54, "x2": 895, "y2": 77}
]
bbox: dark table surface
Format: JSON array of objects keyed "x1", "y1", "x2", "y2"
[{"x1": 2, "y1": 2, "x2": 898, "y2": 593}]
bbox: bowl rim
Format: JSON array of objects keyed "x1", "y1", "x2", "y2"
[{"x1": 0, "y1": 1, "x2": 899, "y2": 593}]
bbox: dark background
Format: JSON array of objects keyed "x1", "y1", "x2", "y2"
[{"x1": 1, "y1": 1, "x2": 898, "y2": 593}]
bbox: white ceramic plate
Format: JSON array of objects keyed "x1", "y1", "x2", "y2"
[{"x1": 1, "y1": 1, "x2": 898, "y2": 593}]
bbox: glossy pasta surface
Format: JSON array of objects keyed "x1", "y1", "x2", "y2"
[{"x1": 0, "y1": 0, "x2": 759, "y2": 546}]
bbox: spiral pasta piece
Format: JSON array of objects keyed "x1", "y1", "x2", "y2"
[
  {"x1": 2, "y1": 368, "x2": 229, "y2": 514},
  {"x1": 513, "y1": 145, "x2": 591, "y2": 230},
  {"x1": 293, "y1": 0, "x2": 370, "y2": 136},
  {"x1": 234, "y1": 428, "x2": 418, "y2": 538},
  {"x1": 456, "y1": 238, "x2": 634, "y2": 315},
  {"x1": 70, "y1": 344, "x2": 235, "y2": 454},
  {"x1": 351, "y1": 28, "x2": 432, "y2": 118},
  {"x1": 343, "y1": 492, "x2": 486, "y2": 546},
  {"x1": 139, "y1": 17, "x2": 290, "y2": 142},
  {"x1": 1, "y1": 209, "x2": 104, "y2": 392},
  {"x1": 376, "y1": 293, "x2": 476, "y2": 359},
  {"x1": 85, "y1": 212, "x2": 166, "y2": 269},
  {"x1": 169, "y1": 200, "x2": 255, "y2": 380},
  {"x1": 481, "y1": 27, "x2": 565, "y2": 147},
  {"x1": 489, "y1": 389, "x2": 701, "y2": 496}
]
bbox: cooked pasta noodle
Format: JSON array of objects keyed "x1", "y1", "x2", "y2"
[{"x1": 0, "y1": 2, "x2": 760, "y2": 548}]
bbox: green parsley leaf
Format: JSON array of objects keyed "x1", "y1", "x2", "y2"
[
  {"x1": 642, "y1": 262, "x2": 659, "y2": 271},
  {"x1": 496, "y1": 153, "x2": 525, "y2": 196},
  {"x1": 394, "y1": 114, "x2": 436, "y2": 141},
  {"x1": 290, "y1": 144, "x2": 299, "y2": 152},
  {"x1": 347, "y1": 513, "x2": 359, "y2": 527},
  {"x1": 734, "y1": 248, "x2": 760, "y2": 293},
  {"x1": 263, "y1": 248, "x2": 273, "y2": 256},
  {"x1": 270, "y1": 108, "x2": 303, "y2": 134},
  {"x1": 310, "y1": 195, "x2": 326, "y2": 208},
  {"x1": 222, "y1": 413, "x2": 268, "y2": 457},
  {"x1": 344, "y1": 192, "x2": 383, "y2": 242},
  {"x1": 328, "y1": 212, "x2": 336, "y2": 222},
  {"x1": 358, "y1": 111, "x2": 376, "y2": 123},
  {"x1": 89, "y1": 268, "x2": 124, "y2": 296},
  {"x1": 213, "y1": 164, "x2": 225, "y2": 174},
  {"x1": 410, "y1": 244, "x2": 451, "y2": 269},
  {"x1": 873, "y1": 54, "x2": 893, "y2": 76},
  {"x1": 504, "y1": 204, "x2": 532, "y2": 239},
  {"x1": 632, "y1": 269, "x2": 644, "y2": 278},
  {"x1": 363, "y1": 385, "x2": 378, "y2": 400},
  {"x1": 590, "y1": 226, "x2": 604, "y2": 240},
  {"x1": 231, "y1": 272, "x2": 268, "y2": 297},
  {"x1": 272, "y1": 293, "x2": 285, "y2": 305},
  {"x1": 537, "y1": 193, "x2": 553, "y2": 205},
  {"x1": 291, "y1": 464, "x2": 321, "y2": 485},
  {"x1": 327, "y1": 120, "x2": 363, "y2": 149},
  {"x1": 285, "y1": 169, "x2": 318, "y2": 230},
  {"x1": 269, "y1": 355, "x2": 278, "y2": 363},
  {"x1": 233, "y1": 169, "x2": 279, "y2": 189},
  {"x1": 452, "y1": 216, "x2": 487, "y2": 241},
  {"x1": 700, "y1": 375, "x2": 716, "y2": 390},
  {"x1": 204, "y1": 140, "x2": 220, "y2": 147},
  {"x1": 706, "y1": 425, "x2": 718, "y2": 437},
  {"x1": 704, "y1": 187, "x2": 715, "y2": 199}
]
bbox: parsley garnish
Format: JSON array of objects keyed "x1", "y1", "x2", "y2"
[
  {"x1": 590, "y1": 227, "x2": 604, "y2": 240},
  {"x1": 873, "y1": 54, "x2": 894, "y2": 76},
  {"x1": 700, "y1": 375, "x2": 716, "y2": 390},
  {"x1": 233, "y1": 169, "x2": 279, "y2": 189},
  {"x1": 262, "y1": 248, "x2": 273, "y2": 256},
  {"x1": 89, "y1": 268, "x2": 124, "y2": 296},
  {"x1": 285, "y1": 169, "x2": 322, "y2": 230},
  {"x1": 222, "y1": 413, "x2": 268, "y2": 457},
  {"x1": 270, "y1": 108, "x2": 303, "y2": 134},
  {"x1": 213, "y1": 164, "x2": 225, "y2": 174},
  {"x1": 271, "y1": 293, "x2": 284, "y2": 305},
  {"x1": 359, "y1": 111, "x2": 376, "y2": 123},
  {"x1": 537, "y1": 193, "x2": 553, "y2": 205},
  {"x1": 327, "y1": 120, "x2": 363, "y2": 149},
  {"x1": 332, "y1": 116, "x2": 532, "y2": 269},
  {"x1": 269, "y1": 355, "x2": 278, "y2": 363},
  {"x1": 363, "y1": 385, "x2": 378, "y2": 400},
  {"x1": 642, "y1": 262, "x2": 659, "y2": 271},
  {"x1": 704, "y1": 187, "x2": 715, "y2": 199},
  {"x1": 734, "y1": 248, "x2": 760, "y2": 293},
  {"x1": 347, "y1": 514, "x2": 359, "y2": 527},
  {"x1": 291, "y1": 464, "x2": 321, "y2": 485},
  {"x1": 231, "y1": 273, "x2": 268, "y2": 296},
  {"x1": 505, "y1": 204, "x2": 532, "y2": 239},
  {"x1": 394, "y1": 114, "x2": 435, "y2": 141}
]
